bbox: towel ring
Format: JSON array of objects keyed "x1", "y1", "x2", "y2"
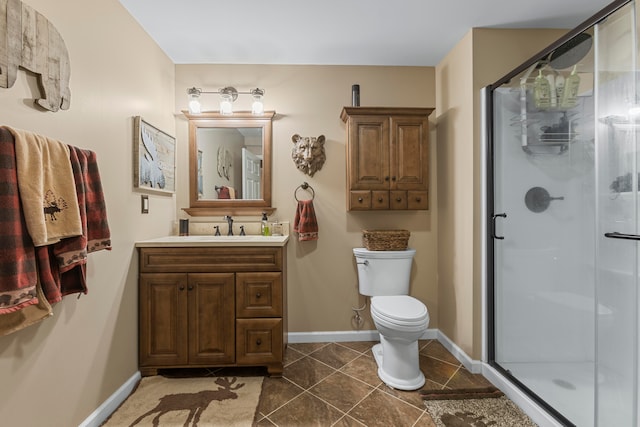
[{"x1": 295, "y1": 182, "x2": 315, "y2": 201}]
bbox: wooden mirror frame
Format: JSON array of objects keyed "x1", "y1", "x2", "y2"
[{"x1": 182, "y1": 111, "x2": 275, "y2": 216}]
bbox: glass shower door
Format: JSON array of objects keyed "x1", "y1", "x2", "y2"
[
  {"x1": 594, "y1": 3, "x2": 639, "y2": 426},
  {"x1": 489, "y1": 26, "x2": 599, "y2": 427}
]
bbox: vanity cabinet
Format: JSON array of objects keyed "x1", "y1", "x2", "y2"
[
  {"x1": 341, "y1": 107, "x2": 434, "y2": 211},
  {"x1": 138, "y1": 246, "x2": 286, "y2": 376}
]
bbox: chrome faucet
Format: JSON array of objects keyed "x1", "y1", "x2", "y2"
[{"x1": 223, "y1": 215, "x2": 233, "y2": 236}]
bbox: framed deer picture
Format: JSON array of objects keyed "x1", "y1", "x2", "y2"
[{"x1": 133, "y1": 116, "x2": 176, "y2": 194}]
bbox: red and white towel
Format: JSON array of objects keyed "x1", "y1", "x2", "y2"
[{"x1": 294, "y1": 199, "x2": 319, "y2": 241}]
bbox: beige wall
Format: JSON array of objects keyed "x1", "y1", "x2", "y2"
[
  {"x1": 435, "y1": 28, "x2": 569, "y2": 359},
  {"x1": 175, "y1": 65, "x2": 438, "y2": 333},
  {"x1": 0, "y1": 1, "x2": 175, "y2": 426}
]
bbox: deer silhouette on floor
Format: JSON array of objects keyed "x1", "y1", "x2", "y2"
[{"x1": 129, "y1": 377, "x2": 245, "y2": 427}]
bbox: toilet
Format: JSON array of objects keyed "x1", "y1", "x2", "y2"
[{"x1": 353, "y1": 247, "x2": 429, "y2": 390}]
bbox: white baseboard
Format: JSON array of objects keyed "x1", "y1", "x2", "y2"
[
  {"x1": 436, "y1": 330, "x2": 484, "y2": 374},
  {"x1": 287, "y1": 328, "x2": 439, "y2": 344},
  {"x1": 78, "y1": 371, "x2": 140, "y2": 427}
]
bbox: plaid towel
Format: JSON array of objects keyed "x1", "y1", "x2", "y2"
[
  {"x1": 54, "y1": 146, "x2": 111, "y2": 272},
  {"x1": 0, "y1": 127, "x2": 38, "y2": 314},
  {"x1": 294, "y1": 199, "x2": 319, "y2": 241},
  {"x1": 41, "y1": 146, "x2": 112, "y2": 303}
]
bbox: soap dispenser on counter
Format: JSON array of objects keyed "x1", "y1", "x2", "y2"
[{"x1": 261, "y1": 212, "x2": 271, "y2": 236}]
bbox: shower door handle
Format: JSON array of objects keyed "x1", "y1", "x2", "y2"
[
  {"x1": 492, "y1": 213, "x2": 507, "y2": 240},
  {"x1": 604, "y1": 232, "x2": 640, "y2": 241}
]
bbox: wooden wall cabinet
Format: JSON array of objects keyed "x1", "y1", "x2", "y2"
[
  {"x1": 138, "y1": 246, "x2": 287, "y2": 376},
  {"x1": 341, "y1": 107, "x2": 434, "y2": 211}
]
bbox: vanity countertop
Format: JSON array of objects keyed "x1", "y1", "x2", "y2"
[{"x1": 135, "y1": 235, "x2": 289, "y2": 248}]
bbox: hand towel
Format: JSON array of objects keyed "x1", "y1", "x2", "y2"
[
  {"x1": 0, "y1": 127, "x2": 39, "y2": 315},
  {"x1": 7, "y1": 126, "x2": 82, "y2": 246},
  {"x1": 217, "y1": 185, "x2": 231, "y2": 199},
  {"x1": 294, "y1": 199, "x2": 319, "y2": 241}
]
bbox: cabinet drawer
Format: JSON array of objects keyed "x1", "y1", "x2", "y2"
[
  {"x1": 407, "y1": 191, "x2": 428, "y2": 210},
  {"x1": 371, "y1": 191, "x2": 389, "y2": 210},
  {"x1": 140, "y1": 247, "x2": 283, "y2": 273},
  {"x1": 236, "y1": 318, "x2": 283, "y2": 365},
  {"x1": 390, "y1": 191, "x2": 408, "y2": 210},
  {"x1": 236, "y1": 272, "x2": 282, "y2": 317},
  {"x1": 349, "y1": 191, "x2": 371, "y2": 210}
]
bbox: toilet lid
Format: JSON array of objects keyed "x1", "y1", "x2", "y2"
[{"x1": 371, "y1": 296, "x2": 428, "y2": 324}]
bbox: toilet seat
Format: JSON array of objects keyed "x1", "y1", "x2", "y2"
[{"x1": 371, "y1": 296, "x2": 429, "y2": 327}]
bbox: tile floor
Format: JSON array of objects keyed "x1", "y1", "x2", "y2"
[{"x1": 253, "y1": 340, "x2": 494, "y2": 427}]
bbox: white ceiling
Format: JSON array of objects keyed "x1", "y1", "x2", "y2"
[{"x1": 119, "y1": 0, "x2": 615, "y2": 66}]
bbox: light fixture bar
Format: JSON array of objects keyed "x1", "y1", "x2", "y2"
[{"x1": 186, "y1": 86, "x2": 265, "y2": 115}]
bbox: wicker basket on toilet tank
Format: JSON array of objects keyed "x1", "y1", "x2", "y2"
[{"x1": 362, "y1": 230, "x2": 410, "y2": 251}]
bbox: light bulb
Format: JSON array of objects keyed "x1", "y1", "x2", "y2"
[
  {"x1": 220, "y1": 95, "x2": 233, "y2": 115},
  {"x1": 187, "y1": 87, "x2": 201, "y2": 114},
  {"x1": 251, "y1": 88, "x2": 264, "y2": 115}
]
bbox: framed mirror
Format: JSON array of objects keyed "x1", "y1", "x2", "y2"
[{"x1": 183, "y1": 111, "x2": 275, "y2": 216}]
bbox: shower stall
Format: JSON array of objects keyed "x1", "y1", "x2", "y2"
[{"x1": 484, "y1": 0, "x2": 639, "y2": 425}]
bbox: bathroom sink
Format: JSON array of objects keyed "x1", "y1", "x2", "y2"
[{"x1": 135, "y1": 234, "x2": 289, "y2": 247}]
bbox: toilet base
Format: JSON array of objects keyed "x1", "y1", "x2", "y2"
[{"x1": 372, "y1": 341, "x2": 425, "y2": 391}]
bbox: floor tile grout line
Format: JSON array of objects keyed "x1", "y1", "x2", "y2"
[
  {"x1": 258, "y1": 376, "x2": 308, "y2": 420},
  {"x1": 441, "y1": 365, "x2": 462, "y2": 389}
]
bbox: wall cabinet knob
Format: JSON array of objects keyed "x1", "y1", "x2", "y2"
[
  {"x1": 187, "y1": 285, "x2": 194, "y2": 291},
  {"x1": 392, "y1": 176, "x2": 396, "y2": 181},
  {"x1": 358, "y1": 197, "x2": 363, "y2": 202},
  {"x1": 416, "y1": 197, "x2": 421, "y2": 202},
  {"x1": 396, "y1": 197, "x2": 402, "y2": 202},
  {"x1": 378, "y1": 197, "x2": 383, "y2": 202},
  {"x1": 179, "y1": 285, "x2": 185, "y2": 291},
  {"x1": 256, "y1": 292, "x2": 262, "y2": 298},
  {"x1": 385, "y1": 176, "x2": 390, "y2": 181},
  {"x1": 256, "y1": 339, "x2": 262, "y2": 345}
]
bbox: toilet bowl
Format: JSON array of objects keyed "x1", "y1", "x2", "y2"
[
  {"x1": 370, "y1": 295, "x2": 429, "y2": 390},
  {"x1": 352, "y1": 248, "x2": 430, "y2": 390}
]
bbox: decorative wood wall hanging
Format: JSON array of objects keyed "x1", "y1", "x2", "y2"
[
  {"x1": 291, "y1": 134, "x2": 326, "y2": 177},
  {"x1": 0, "y1": 0, "x2": 71, "y2": 112}
]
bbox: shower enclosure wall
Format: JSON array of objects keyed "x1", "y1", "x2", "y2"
[{"x1": 484, "y1": 1, "x2": 639, "y2": 425}]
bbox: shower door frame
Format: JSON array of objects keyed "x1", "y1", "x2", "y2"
[{"x1": 483, "y1": 1, "x2": 632, "y2": 426}]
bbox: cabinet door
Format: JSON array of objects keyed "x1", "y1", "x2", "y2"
[
  {"x1": 139, "y1": 273, "x2": 188, "y2": 367},
  {"x1": 236, "y1": 272, "x2": 282, "y2": 318},
  {"x1": 348, "y1": 115, "x2": 390, "y2": 190},
  {"x1": 390, "y1": 116, "x2": 429, "y2": 191},
  {"x1": 188, "y1": 273, "x2": 235, "y2": 364}
]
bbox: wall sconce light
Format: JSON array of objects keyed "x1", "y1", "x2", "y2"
[{"x1": 186, "y1": 86, "x2": 265, "y2": 115}]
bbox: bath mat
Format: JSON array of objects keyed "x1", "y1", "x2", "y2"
[
  {"x1": 102, "y1": 375, "x2": 263, "y2": 427},
  {"x1": 423, "y1": 396, "x2": 538, "y2": 427},
  {"x1": 421, "y1": 386, "x2": 504, "y2": 400}
]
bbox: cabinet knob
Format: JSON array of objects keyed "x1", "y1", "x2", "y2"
[
  {"x1": 392, "y1": 176, "x2": 396, "y2": 181},
  {"x1": 385, "y1": 176, "x2": 390, "y2": 181},
  {"x1": 179, "y1": 285, "x2": 185, "y2": 291},
  {"x1": 358, "y1": 197, "x2": 363, "y2": 202},
  {"x1": 256, "y1": 339, "x2": 262, "y2": 346},
  {"x1": 187, "y1": 285, "x2": 194, "y2": 291},
  {"x1": 378, "y1": 197, "x2": 383, "y2": 202},
  {"x1": 396, "y1": 197, "x2": 402, "y2": 202},
  {"x1": 416, "y1": 197, "x2": 421, "y2": 202},
  {"x1": 256, "y1": 292, "x2": 262, "y2": 298}
]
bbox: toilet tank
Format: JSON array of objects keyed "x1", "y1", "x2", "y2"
[{"x1": 353, "y1": 248, "x2": 416, "y2": 296}]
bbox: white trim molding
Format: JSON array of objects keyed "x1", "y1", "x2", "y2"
[{"x1": 78, "y1": 371, "x2": 140, "y2": 427}]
